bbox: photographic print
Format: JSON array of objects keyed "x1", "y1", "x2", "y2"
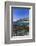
[
  {"x1": 11, "y1": 7, "x2": 30, "y2": 36},
  {"x1": 10, "y1": 6, "x2": 33, "y2": 40}
]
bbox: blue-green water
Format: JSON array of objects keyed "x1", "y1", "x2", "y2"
[{"x1": 14, "y1": 21, "x2": 29, "y2": 26}]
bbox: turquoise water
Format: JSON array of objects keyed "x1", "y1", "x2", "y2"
[{"x1": 15, "y1": 21, "x2": 29, "y2": 26}]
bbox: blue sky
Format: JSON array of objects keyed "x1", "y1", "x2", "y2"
[{"x1": 11, "y1": 7, "x2": 30, "y2": 22}]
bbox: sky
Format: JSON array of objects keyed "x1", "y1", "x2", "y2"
[{"x1": 11, "y1": 7, "x2": 30, "y2": 22}]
